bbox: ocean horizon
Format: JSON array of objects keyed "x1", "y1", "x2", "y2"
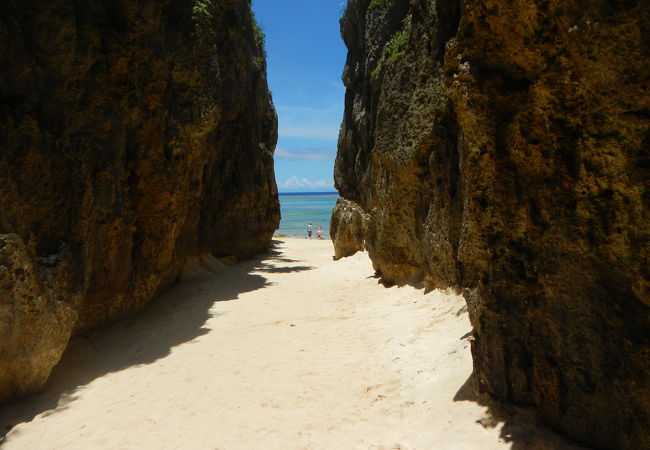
[
  {"x1": 278, "y1": 191, "x2": 339, "y2": 197},
  {"x1": 276, "y1": 192, "x2": 340, "y2": 238}
]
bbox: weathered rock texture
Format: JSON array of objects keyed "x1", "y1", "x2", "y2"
[
  {"x1": 0, "y1": 0, "x2": 279, "y2": 402},
  {"x1": 330, "y1": 198, "x2": 367, "y2": 260},
  {"x1": 335, "y1": 0, "x2": 649, "y2": 448}
]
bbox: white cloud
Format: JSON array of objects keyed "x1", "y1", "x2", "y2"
[
  {"x1": 279, "y1": 175, "x2": 334, "y2": 191},
  {"x1": 275, "y1": 147, "x2": 332, "y2": 161}
]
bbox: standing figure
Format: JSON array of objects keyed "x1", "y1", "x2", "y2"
[
  {"x1": 307, "y1": 223, "x2": 313, "y2": 239},
  {"x1": 317, "y1": 225, "x2": 323, "y2": 239}
]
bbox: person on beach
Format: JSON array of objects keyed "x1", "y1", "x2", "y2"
[
  {"x1": 307, "y1": 223, "x2": 312, "y2": 239},
  {"x1": 317, "y1": 225, "x2": 323, "y2": 239}
]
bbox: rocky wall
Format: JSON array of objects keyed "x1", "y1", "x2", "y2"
[
  {"x1": 334, "y1": 0, "x2": 649, "y2": 448},
  {"x1": 0, "y1": 0, "x2": 279, "y2": 402}
]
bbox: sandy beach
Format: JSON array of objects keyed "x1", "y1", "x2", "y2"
[{"x1": 0, "y1": 238, "x2": 582, "y2": 449}]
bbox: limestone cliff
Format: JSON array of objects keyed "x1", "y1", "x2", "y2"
[
  {"x1": 0, "y1": 0, "x2": 279, "y2": 402},
  {"x1": 334, "y1": 0, "x2": 649, "y2": 448}
]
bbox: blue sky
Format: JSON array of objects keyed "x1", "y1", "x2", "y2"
[{"x1": 253, "y1": 1, "x2": 347, "y2": 192}]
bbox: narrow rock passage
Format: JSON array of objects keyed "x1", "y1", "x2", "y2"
[{"x1": 1, "y1": 239, "x2": 582, "y2": 449}]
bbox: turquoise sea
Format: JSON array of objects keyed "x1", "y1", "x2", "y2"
[{"x1": 276, "y1": 192, "x2": 339, "y2": 239}]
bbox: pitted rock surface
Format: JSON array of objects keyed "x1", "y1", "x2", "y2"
[
  {"x1": 0, "y1": 0, "x2": 279, "y2": 401},
  {"x1": 334, "y1": 1, "x2": 649, "y2": 448}
]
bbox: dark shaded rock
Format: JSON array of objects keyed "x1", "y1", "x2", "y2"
[
  {"x1": 0, "y1": 0, "x2": 279, "y2": 401},
  {"x1": 334, "y1": 0, "x2": 649, "y2": 448},
  {"x1": 0, "y1": 234, "x2": 77, "y2": 401}
]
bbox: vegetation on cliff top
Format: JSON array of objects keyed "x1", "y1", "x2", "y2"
[
  {"x1": 193, "y1": 0, "x2": 265, "y2": 59},
  {"x1": 251, "y1": 9, "x2": 266, "y2": 52}
]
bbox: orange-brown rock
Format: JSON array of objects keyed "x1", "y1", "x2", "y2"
[
  {"x1": 335, "y1": 0, "x2": 649, "y2": 448},
  {"x1": 0, "y1": 0, "x2": 279, "y2": 402},
  {"x1": 330, "y1": 198, "x2": 367, "y2": 260}
]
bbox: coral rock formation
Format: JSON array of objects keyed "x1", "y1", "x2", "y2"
[
  {"x1": 334, "y1": 0, "x2": 649, "y2": 448},
  {"x1": 331, "y1": 198, "x2": 367, "y2": 260},
  {"x1": 0, "y1": 0, "x2": 279, "y2": 402}
]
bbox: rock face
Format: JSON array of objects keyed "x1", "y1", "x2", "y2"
[
  {"x1": 335, "y1": 0, "x2": 649, "y2": 448},
  {"x1": 330, "y1": 198, "x2": 367, "y2": 260},
  {"x1": 0, "y1": 0, "x2": 279, "y2": 402}
]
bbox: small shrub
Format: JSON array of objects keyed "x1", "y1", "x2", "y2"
[
  {"x1": 368, "y1": 0, "x2": 392, "y2": 11},
  {"x1": 192, "y1": 0, "x2": 212, "y2": 19},
  {"x1": 251, "y1": 10, "x2": 265, "y2": 51},
  {"x1": 385, "y1": 28, "x2": 410, "y2": 63},
  {"x1": 372, "y1": 22, "x2": 411, "y2": 77}
]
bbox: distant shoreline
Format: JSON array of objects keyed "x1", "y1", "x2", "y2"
[
  {"x1": 273, "y1": 235, "x2": 331, "y2": 240},
  {"x1": 276, "y1": 192, "x2": 337, "y2": 239},
  {"x1": 279, "y1": 195, "x2": 339, "y2": 198},
  {"x1": 278, "y1": 192, "x2": 339, "y2": 198}
]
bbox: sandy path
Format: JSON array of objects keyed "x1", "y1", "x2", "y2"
[{"x1": 0, "y1": 239, "x2": 582, "y2": 449}]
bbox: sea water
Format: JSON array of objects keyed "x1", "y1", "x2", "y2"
[{"x1": 277, "y1": 192, "x2": 339, "y2": 239}]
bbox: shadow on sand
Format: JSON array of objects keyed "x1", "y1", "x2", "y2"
[
  {"x1": 265, "y1": 239, "x2": 302, "y2": 264},
  {"x1": 454, "y1": 375, "x2": 589, "y2": 449},
  {"x1": 0, "y1": 241, "x2": 313, "y2": 438}
]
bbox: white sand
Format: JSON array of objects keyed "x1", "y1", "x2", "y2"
[{"x1": 0, "y1": 238, "x2": 582, "y2": 449}]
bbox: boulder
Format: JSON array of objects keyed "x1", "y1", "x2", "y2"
[{"x1": 331, "y1": 198, "x2": 367, "y2": 260}]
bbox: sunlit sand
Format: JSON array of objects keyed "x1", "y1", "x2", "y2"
[{"x1": 0, "y1": 239, "x2": 580, "y2": 449}]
